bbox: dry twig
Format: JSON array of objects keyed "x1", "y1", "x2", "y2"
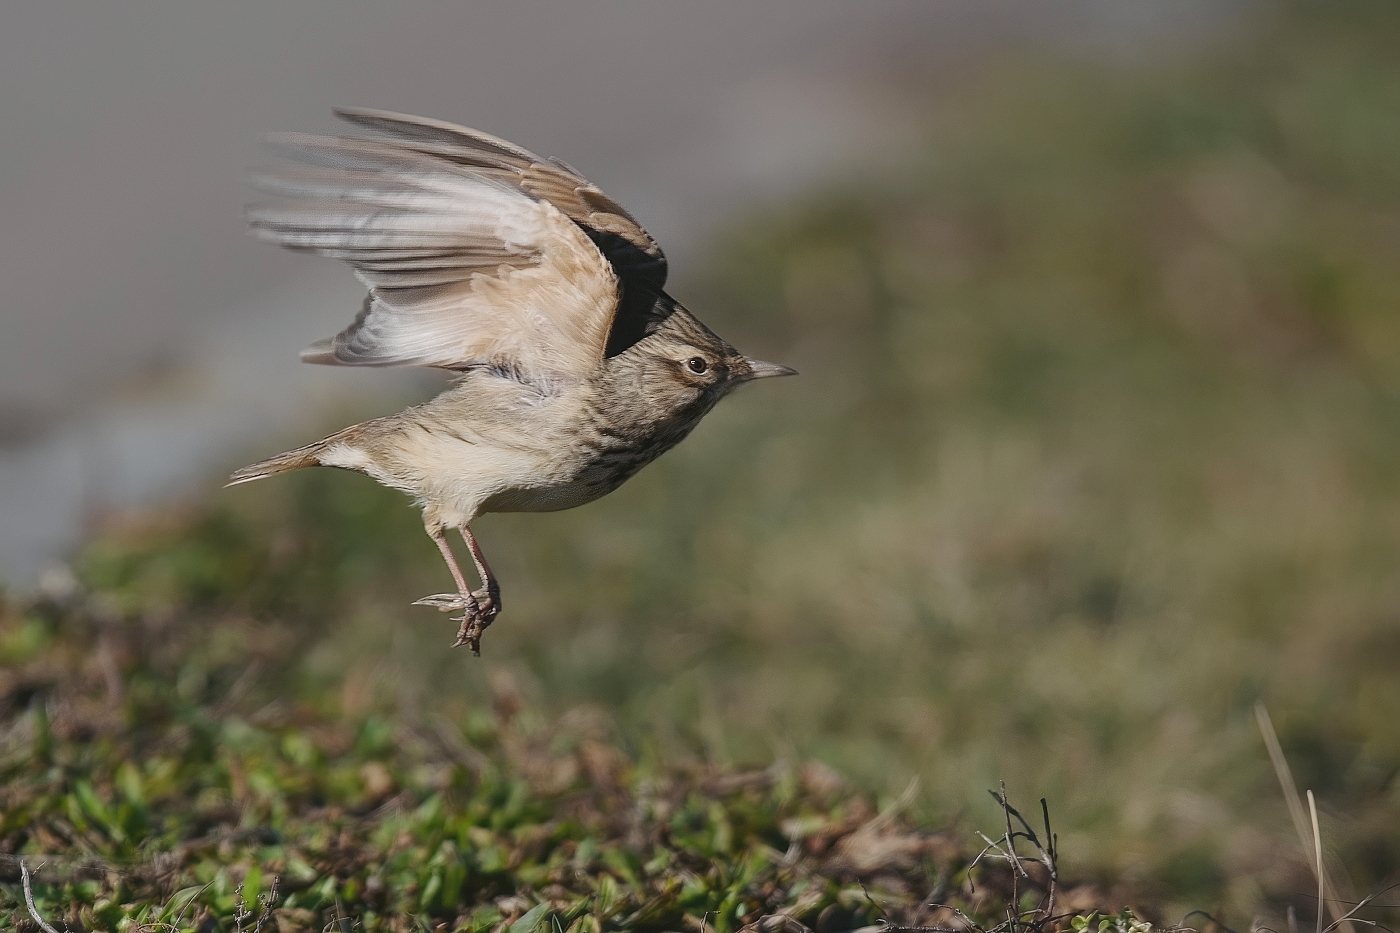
[{"x1": 20, "y1": 858, "x2": 62, "y2": 933}]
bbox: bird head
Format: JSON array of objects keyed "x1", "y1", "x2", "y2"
[{"x1": 619, "y1": 304, "x2": 795, "y2": 419}]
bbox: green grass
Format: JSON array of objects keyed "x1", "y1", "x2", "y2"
[
  {"x1": 0, "y1": 594, "x2": 1104, "y2": 931},
  {"x1": 7, "y1": 0, "x2": 1400, "y2": 927}
]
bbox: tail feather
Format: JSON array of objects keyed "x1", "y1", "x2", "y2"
[{"x1": 227, "y1": 439, "x2": 327, "y2": 486}]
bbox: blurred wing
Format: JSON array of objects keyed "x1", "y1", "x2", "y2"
[
  {"x1": 332, "y1": 108, "x2": 670, "y2": 356},
  {"x1": 248, "y1": 129, "x2": 625, "y2": 378}
]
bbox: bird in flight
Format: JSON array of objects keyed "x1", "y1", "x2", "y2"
[{"x1": 229, "y1": 109, "x2": 794, "y2": 654}]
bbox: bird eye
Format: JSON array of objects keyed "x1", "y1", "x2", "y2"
[{"x1": 686, "y1": 357, "x2": 709, "y2": 374}]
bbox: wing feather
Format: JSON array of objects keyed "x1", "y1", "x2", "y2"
[
  {"x1": 249, "y1": 122, "x2": 623, "y2": 377},
  {"x1": 330, "y1": 109, "x2": 672, "y2": 357}
]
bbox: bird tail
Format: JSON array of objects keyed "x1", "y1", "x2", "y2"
[{"x1": 226, "y1": 438, "x2": 329, "y2": 486}]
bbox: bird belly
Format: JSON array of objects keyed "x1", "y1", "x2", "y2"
[
  {"x1": 479, "y1": 447, "x2": 651, "y2": 513},
  {"x1": 478, "y1": 418, "x2": 682, "y2": 515},
  {"x1": 370, "y1": 424, "x2": 619, "y2": 517},
  {"x1": 483, "y1": 481, "x2": 610, "y2": 513},
  {"x1": 357, "y1": 376, "x2": 696, "y2": 518}
]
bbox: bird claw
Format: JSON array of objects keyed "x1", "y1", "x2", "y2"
[
  {"x1": 413, "y1": 589, "x2": 497, "y2": 613},
  {"x1": 415, "y1": 590, "x2": 499, "y2": 655},
  {"x1": 413, "y1": 593, "x2": 472, "y2": 611},
  {"x1": 451, "y1": 601, "x2": 499, "y2": 656}
]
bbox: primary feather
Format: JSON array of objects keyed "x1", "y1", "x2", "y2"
[
  {"x1": 248, "y1": 110, "x2": 676, "y2": 381},
  {"x1": 331, "y1": 108, "x2": 666, "y2": 267}
]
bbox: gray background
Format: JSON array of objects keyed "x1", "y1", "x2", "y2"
[{"x1": 0, "y1": 1, "x2": 1231, "y2": 581}]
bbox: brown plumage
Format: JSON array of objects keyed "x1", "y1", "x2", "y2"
[{"x1": 230, "y1": 109, "x2": 794, "y2": 654}]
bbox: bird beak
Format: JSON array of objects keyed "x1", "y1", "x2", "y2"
[{"x1": 743, "y1": 359, "x2": 798, "y2": 380}]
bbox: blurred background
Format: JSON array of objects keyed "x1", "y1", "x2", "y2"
[{"x1": 5, "y1": 0, "x2": 1400, "y2": 921}]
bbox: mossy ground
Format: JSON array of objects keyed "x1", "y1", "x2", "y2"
[{"x1": 1, "y1": 590, "x2": 1120, "y2": 931}]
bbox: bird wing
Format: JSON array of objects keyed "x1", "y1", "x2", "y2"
[
  {"x1": 332, "y1": 108, "x2": 671, "y2": 358},
  {"x1": 248, "y1": 109, "x2": 670, "y2": 379}
]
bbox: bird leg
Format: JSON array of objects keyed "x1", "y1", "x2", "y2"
[
  {"x1": 413, "y1": 528, "x2": 485, "y2": 653},
  {"x1": 461, "y1": 525, "x2": 501, "y2": 624},
  {"x1": 413, "y1": 528, "x2": 477, "y2": 609},
  {"x1": 411, "y1": 525, "x2": 499, "y2": 655}
]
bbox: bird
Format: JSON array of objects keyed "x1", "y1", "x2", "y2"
[{"x1": 227, "y1": 108, "x2": 795, "y2": 655}]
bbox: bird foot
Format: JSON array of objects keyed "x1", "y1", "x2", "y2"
[
  {"x1": 413, "y1": 590, "x2": 499, "y2": 655},
  {"x1": 452, "y1": 598, "x2": 499, "y2": 656}
]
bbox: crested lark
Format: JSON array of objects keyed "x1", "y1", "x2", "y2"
[{"x1": 229, "y1": 109, "x2": 794, "y2": 654}]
